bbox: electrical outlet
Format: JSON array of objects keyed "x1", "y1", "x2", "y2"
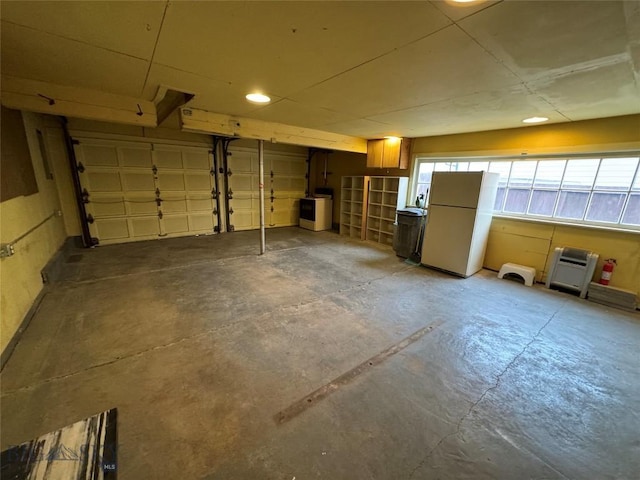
[{"x1": 0, "y1": 244, "x2": 15, "y2": 258}]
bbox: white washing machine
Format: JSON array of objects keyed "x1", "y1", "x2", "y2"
[{"x1": 299, "y1": 196, "x2": 333, "y2": 231}]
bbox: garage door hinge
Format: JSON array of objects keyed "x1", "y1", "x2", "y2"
[
  {"x1": 152, "y1": 165, "x2": 158, "y2": 175},
  {"x1": 155, "y1": 188, "x2": 161, "y2": 196},
  {"x1": 213, "y1": 208, "x2": 218, "y2": 215},
  {"x1": 270, "y1": 171, "x2": 274, "y2": 178},
  {"x1": 158, "y1": 210, "x2": 163, "y2": 219},
  {"x1": 86, "y1": 214, "x2": 95, "y2": 224},
  {"x1": 229, "y1": 207, "x2": 234, "y2": 215},
  {"x1": 156, "y1": 198, "x2": 163, "y2": 206},
  {"x1": 76, "y1": 162, "x2": 85, "y2": 173},
  {"x1": 81, "y1": 188, "x2": 90, "y2": 204},
  {"x1": 227, "y1": 169, "x2": 233, "y2": 177},
  {"x1": 271, "y1": 206, "x2": 274, "y2": 212},
  {"x1": 227, "y1": 189, "x2": 233, "y2": 199},
  {"x1": 210, "y1": 168, "x2": 215, "y2": 176},
  {"x1": 211, "y1": 189, "x2": 218, "y2": 199}
]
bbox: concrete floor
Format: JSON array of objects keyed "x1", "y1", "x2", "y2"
[{"x1": 1, "y1": 227, "x2": 639, "y2": 479}]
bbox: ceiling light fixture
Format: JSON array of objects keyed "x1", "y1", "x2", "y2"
[
  {"x1": 246, "y1": 93, "x2": 271, "y2": 104},
  {"x1": 522, "y1": 116, "x2": 549, "y2": 124},
  {"x1": 384, "y1": 136, "x2": 401, "y2": 142}
]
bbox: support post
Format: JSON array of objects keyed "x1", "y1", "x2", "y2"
[{"x1": 258, "y1": 140, "x2": 266, "y2": 254}]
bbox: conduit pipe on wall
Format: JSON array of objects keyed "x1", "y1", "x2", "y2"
[{"x1": 258, "y1": 139, "x2": 266, "y2": 255}]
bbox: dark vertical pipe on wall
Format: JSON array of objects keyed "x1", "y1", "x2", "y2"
[
  {"x1": 222, "y1": 138, "x2": 234, "y2": 231},
  {"x1": 60, "y1": 117, "x2": 94, "y2": 247},
  {"x1": 258, "y1": 139, "x2": 266, "y2": 254},
  {"x1": 306, "y1": 148, "x2": 315, "y2": 197},
  {"x1": 211, "y1": 136, "x2": 223, "y2": 233}
]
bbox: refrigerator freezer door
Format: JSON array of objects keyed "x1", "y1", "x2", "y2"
[
  {"x1": 429, "y1": 172, "x2": 482, "y2": 208},
  {"x1": 421, "y1": 205, "x2": 475, "y2": 276}
]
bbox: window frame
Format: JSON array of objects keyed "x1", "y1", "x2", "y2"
[{"x1": 409, "y1": 153, "x2": 640, "y2": 232}]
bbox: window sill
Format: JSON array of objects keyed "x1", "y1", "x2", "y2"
[{"x1": 492, "y1": 214, "x2": 640, "y2": 235}]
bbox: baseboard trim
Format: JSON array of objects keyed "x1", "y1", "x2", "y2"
[
  {"x1": 1, "y1": 236, "x2": 79, "y2": 371},
  {"x1": 0, "y1": 288, "x2": 48, "y2": 371}
]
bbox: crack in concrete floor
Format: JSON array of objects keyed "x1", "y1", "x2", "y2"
[{"x1": 407, "y1": 300, "x2": 570, "y2": 480}]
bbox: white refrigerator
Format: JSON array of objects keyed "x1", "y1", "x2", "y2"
[{"x1": 421, "y1": 171, "x2": 499, "y2": 277}]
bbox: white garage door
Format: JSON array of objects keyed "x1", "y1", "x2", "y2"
[
  {"x1": 226, "y1": 145, "x2": 306, "y2": 231},
  {"x1": 74, "y1": 138, "x2": 219, "y2": 245}
]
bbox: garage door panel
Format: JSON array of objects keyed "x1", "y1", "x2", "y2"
[
  {"x1": 159, "y1": 172, "x2": 186, "y2": 191},
  {"x1": 127, "y1": 198, "x2": 157, "y2": 216},
  {"x1": 232, "y1": 175, "x2": 253, "y2": 191},
  {"x1": 232, "y1": 196, "x2": 253, "y2": 210},
  {"x1": 122, "y1": 171, "x2": 155, "y2": 191},
  {"x1": 232, "y1": 211, "x2": 253, "y2": 230},
  {"x1": 94, "y1": 218, "x2": 130, "y2": 241},
  {"x1": 80, "y1": 144, "x2": 119, "y2": 166},
  {"x1": 272, "y1": 198, "x2": 290, "y2": 210},
  {"x1": 188, "y1": 198, "x2": 213, "y2": 212},
  {"x1": 273, "y1": 177, "x2": 292, "y2": 191},
  {"x1": 163, "y1": 215, "x2": 189, "y2": 234},
  {"x1": 130, "y1": 216, "x2": 160, "y2": 237},
  {"x1": 291, "y1": 178, "x2": 306, "y2": 191},
  {"x1": 189, "y1": 213, "x2": 215, "y2": 231},
  {"x1": 163, "y1": 198, "x2": 188, "y2": 213},
  {"x1": 185, "y1": 172, "x2": 211, "y2": 191},
  {"x1": 154, "y1": 149, "x2": 183, "y2": 169},
  {"x1": 85, "y1": 171, "x2": 122, "y2": 192},
  {"x1": 231, "y1": 151, "x2": 255, "y2": 172},
  {"x1": 184, "y1": 151, "x2": 210, "y2": 170},
  {"x1": 119, "y1": 147, "x2": 152, "y2": 168},
  {"x1": 75, "y1": 138, "x2": 219, "y2": 244},
  {"x1": 90, "y1": 196, "x2": 126, "y2": 217},
  {"x1": 272, "y1": 210, "x2": 291, "y2": 225},
  {"x1": 271, "y1": 157, "x2": 292, "y2": 174}
]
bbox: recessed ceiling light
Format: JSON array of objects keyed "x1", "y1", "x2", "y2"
[
  {"x1": 522, "y1": 116, "x2": 549, "y2": 124},
  {"x1": 246, "y1": 93, "x2": 271, "y2": 104}
]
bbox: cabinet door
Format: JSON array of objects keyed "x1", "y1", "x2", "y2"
[
  {"x1": 381, "y1": 140, "x2": 401, "y2": 168},
  {"x1": 366, "y1": 140, "x2": 384, "y2": 168}
]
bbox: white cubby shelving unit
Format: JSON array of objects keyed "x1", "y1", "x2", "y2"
[
  {"x1": 340, "y1": 176, "x2": 369, "y2": 239},
  {"x1": 340, "y1": 175, "x2": 409, "y2": 246},
  {"x1": 365, "y1": 176, "x2": 409, "y2": 247}
]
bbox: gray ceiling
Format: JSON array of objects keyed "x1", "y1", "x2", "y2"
[{"x1": 1, "y1": 1, "x2": 639, "y2": 139}]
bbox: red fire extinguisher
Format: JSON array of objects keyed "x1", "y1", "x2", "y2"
[{"x1": 599, "y1": 258, "x2": 617, "y2": 285}]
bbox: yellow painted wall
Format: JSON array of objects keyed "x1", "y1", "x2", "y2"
[
  {"x1": 485, "y1": 218, "x2": 640, "y2": 293},
  {"x1": 314, "y1": 115, "x2": 640, "y2": 295},
  {"x1": 412, "y1": 114, "x2": 640, "y2": 157},
  {"x1": 311, "y1": 150, "x2": 411, "y2": 225},
  {"x1": 1, "y1": 112, "x2": 67, "y2": 354}
]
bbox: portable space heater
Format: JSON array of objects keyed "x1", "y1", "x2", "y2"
[{"x1": 545, "y1": 247, "x2": 599, "y2": 298}]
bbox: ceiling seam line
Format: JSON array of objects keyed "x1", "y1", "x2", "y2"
[
  {"x1": 0, "y1": 19, "x2": 149, "y2": 62},
  {"x1": 142, "y1": 0, "x2": 170, "y2": 97},
  {"x1": 451, "y1": 0, "x2": 505, "y2": 23},
  {"x1": 281, "y1": 23, "x2": 455, "y2": 100}
]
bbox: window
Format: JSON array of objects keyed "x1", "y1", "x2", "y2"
[{"x1": 411, "y1": 155, "x2": 640, "y2": 230}]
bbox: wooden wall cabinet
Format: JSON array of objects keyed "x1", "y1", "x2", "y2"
[{"x1": 366, "y1": 138, "x2": 411, "y2": 169}]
